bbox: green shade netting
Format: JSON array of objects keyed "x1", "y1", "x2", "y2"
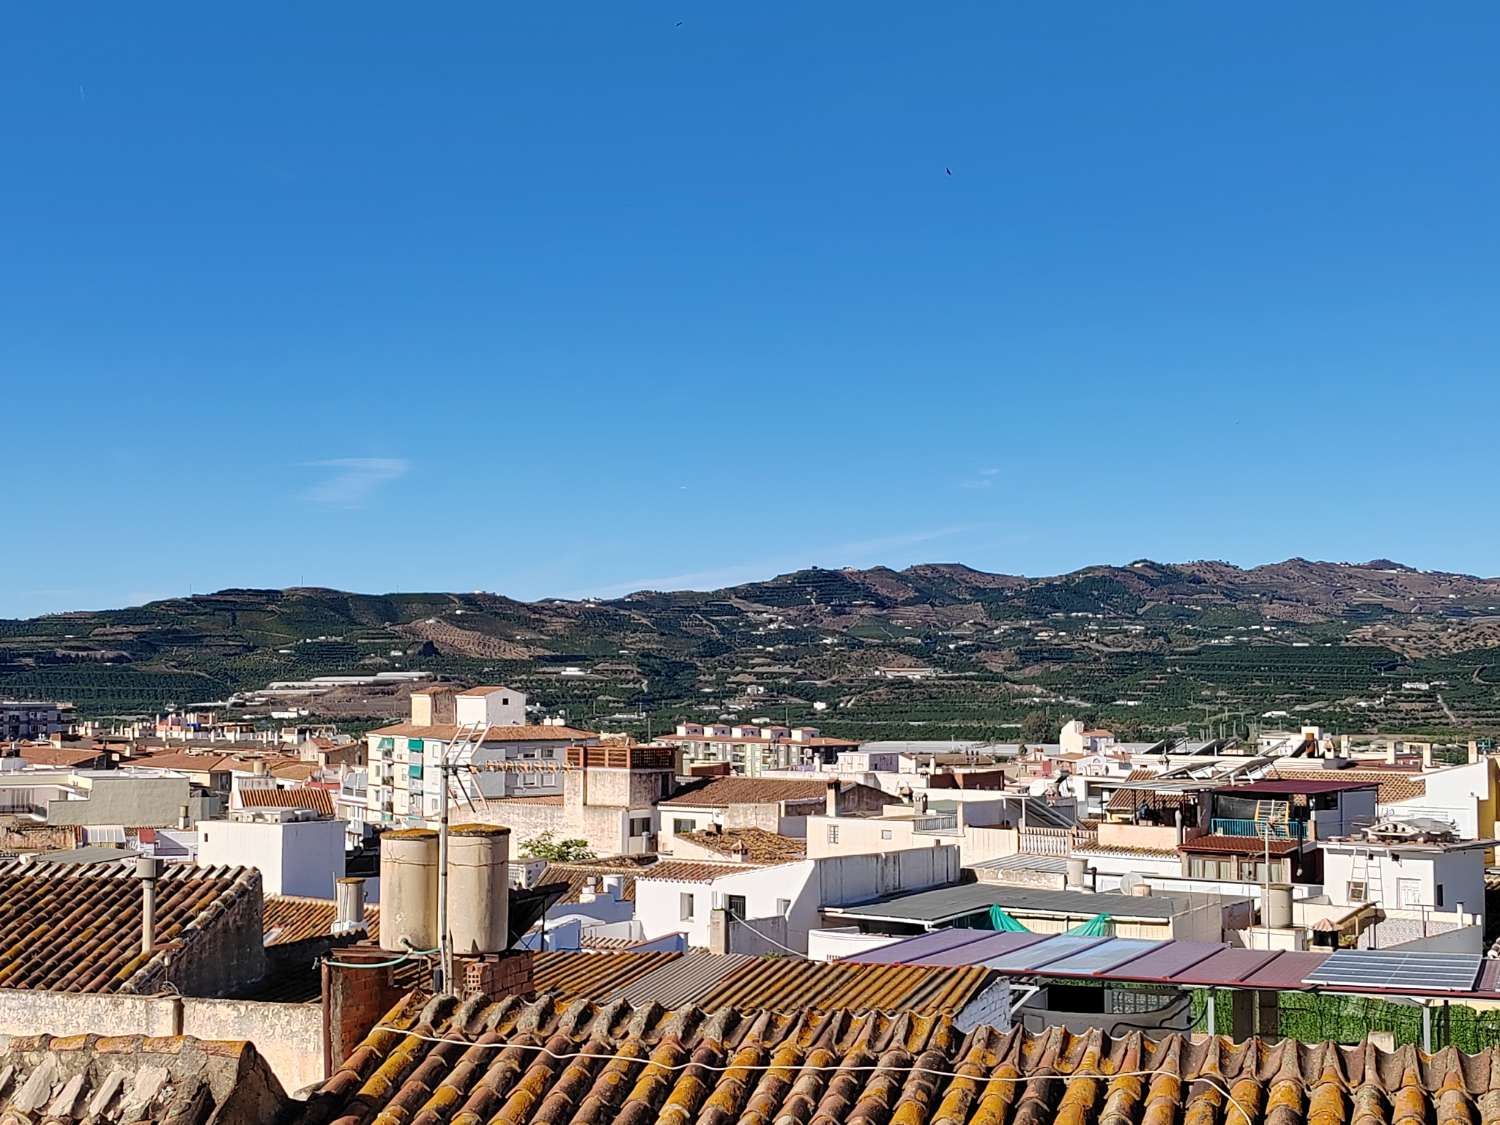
[
  {"x1": 1063, "y1": 912, "x2": 1111, "y2": 936},
  {"x1": 988, "y1": 906, "x2": 1030, "y2": 932}
]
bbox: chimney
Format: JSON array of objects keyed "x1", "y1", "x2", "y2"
[
  {"x1": 730, "y1": 840, "x2": 748, "y2": 864},
  {"x1": 253, "y1": 758, "x2": 268, "y2": 777},
  {"x1": 1385, "y1": 743, "x2": 1398, "y2": 766},
  {"x1": 1469, "y1": 741, "x2": 1480, "y2": 766},
  {"x1": 914, "y1": 792, "x2": 928, "y2": 815},
  {"x1": 825, "y1": 780, "x2": 839, "y2": 817},
  {"x1": 1422, "y1": 744, "x2": 1434, "y2": 769},
  {"x1": 135, "y1": 855, "x2": 163, "y2": 957},
  {"x1": 333, "y1": 877, "x2": 367, "y2": 936}
]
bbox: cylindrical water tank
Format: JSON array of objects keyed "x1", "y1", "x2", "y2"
[
  {"x1": 1263, "y1": 883, "x2": 1293, "y2": 929},
  {"x1": 379, "y1": 828, "x2": 439, "y2": 953},
  {"x1": 1065, "y1": 856, "x2": 1088, "y2": 889},
  {"x1": 447, "y1": 824, "x2": 511, "y2": 955}
]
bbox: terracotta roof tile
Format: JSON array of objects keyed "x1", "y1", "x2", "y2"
[
  {"x1": 1179, "y1": 834, "x2": 1301, "y2": 855},
  {"x1": 659, "y1": 776, "x2": 832, "y2": 807},
  {"x1": 262, "y1": 894, "x2": 379, "y2": 946},
  {"x1": 10, "y1": 745, "x2": 109, "y2": 768},
  {"x1": 1270, "y1": 765, "x2": 1427, "y2": 804},
  {"x1": 0, "y1": 1033, "x2": 278, "y2": 1121},
  {"x1": 1078, "y1": 842, "x2": 1181, "y2": 859},
  {"x1": 635, "y1": 859, "x2": 778, "y2": 882},
  {"x1": 0, "y1": 862, "x2": 258, "y2": 992},
  {"x1": 301, "y1": 1000, "x2": 1500, "y2": 1125},
  {"x1": 534, "y1": 862, "x2": 640, "y2": 904},
  {"x1": 236, "y1": 786, "x2": 336, "y2": 817},
  {"x1": 676, "y1": 827, "x2": 807, "y2": 863}
]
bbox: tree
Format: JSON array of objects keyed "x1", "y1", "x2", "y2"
[
  {"x1": 1020, "y1": 710, "x2": 1053, "y2": 743},
  {"x1": 518, "y1": 831, "x2": 595, "y2": 862}
]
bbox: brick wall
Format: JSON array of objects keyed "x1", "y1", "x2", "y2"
[
  {"x1": 321, "y1": 948, "x2": 413, "y2": 1075},
  {"x1": 457, "y1": 950, "x2": 534, "y2": 1000}
]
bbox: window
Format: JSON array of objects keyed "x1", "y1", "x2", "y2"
[
  {"x1": 880, "y1": 829, "x2": 893, "y2": 841},
  {"x1": 629, "y1": 816, "x2": 651, "y2": 836},
  {"x1": 776, "y1": 898, "x2": 791, "y2": 916},
  {"x1": 502, "y1": 697, "x2": 509, "y2": 706},
  {"x1": 673, "y1": 818, "x2": 695, "y2": 835},
  {"x1": 1435, "y1": 884, "x2": 1445, "y2": 907},
  {"x1": 680, "y1": 893, "x2": 695, "y2": 921},
  {"x1": 827, "y1": 825, "x2": 840, "y2": 844},
  {"x1": 1347, "y1": 880, "x2": 1368, "y2": 902},
  {"x1": 726, "y1": 894, "x2": 747, "y2": 920}
]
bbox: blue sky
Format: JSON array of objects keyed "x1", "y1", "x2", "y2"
[{"x1": 4, "y1": 4, "x2": 1499, "y2": 616}]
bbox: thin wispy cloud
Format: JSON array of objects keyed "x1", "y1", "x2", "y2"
[
  {"x1": 960, "y1": 467, "x2": 1002, "y2": 490},
  {"x1": 303, "y1": 458, "x2": 411, "y2": 508},
  {"x1": 579, "y1": 525, "x2": 977, "y2": 599}
]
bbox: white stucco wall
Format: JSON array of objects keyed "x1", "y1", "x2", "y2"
[
  {"x1": 197, "y1": 817, "x2": 347, "y2": 898},
  {"x1": 0, "y1": 990, "x2": 322, "y2": 1096},
  {"x1": 1322, "y1": 844, "x2": 1485, "y2": 914}
]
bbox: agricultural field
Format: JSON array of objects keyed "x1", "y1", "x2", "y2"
[{"x1": 3, "y1": 558, "x2": 1500, "y2": 740}]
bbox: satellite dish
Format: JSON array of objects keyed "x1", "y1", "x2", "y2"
[{"x1": 1119, "y1": 872, "x2": 1143, "y2": 894}]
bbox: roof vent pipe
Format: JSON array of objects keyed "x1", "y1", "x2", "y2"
[{"x1": 135, "y1": 855, "x2": 163, "y2": 957}]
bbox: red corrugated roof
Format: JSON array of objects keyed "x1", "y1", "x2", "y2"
[{"x1": 1212, "y1": 778, "x2": 1377, "y2": 795}]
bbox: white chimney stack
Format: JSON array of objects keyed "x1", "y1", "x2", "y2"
[
  {"x1": 135, "y1": 855, "x2": 163, "y2": 957},
  {"x1": 333, "y1": 877, "x2": 366, "y2": 936}
]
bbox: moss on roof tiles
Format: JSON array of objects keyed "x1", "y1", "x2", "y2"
[
  {"x1": 0, "y1": 861, "x2": 256, "y2": 993},
  {"x1": 296, "y1": 1001, "x2": 1500, "y2": 1125}
]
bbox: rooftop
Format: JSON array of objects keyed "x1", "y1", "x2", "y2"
[
  {"x1": 0, "y1": 1033, "x2": 284, "y2": 1123},
  {"x1": 825, "y1": 881, "x2": 1196, "y2": 925},
  {"x1": 635, "y1": 859, "x2": 783, "y2": 883},
  {"x1": 235, "y1": 785, "x2": 335, "y2": 818},
  {"x1": 262, "y1": 894, "x2": 379, "y2": 946},
  {"x1": 1269, "y1": 765, "x2": 1427, "y2": 804},
  {"x1": 496, "y1": 949, "x2": 995, "y2": 1016},
  {"x1": 846, "y1": 930, "x2": 1500, "y2": 1002},
  {"x1": 534, "y1": 861, "x2": 644, "y2": 904},
  {"x1": 293, "y1": 995, "x2": 1500, "y2": 1125},
  {"x1": 659, "y1": 776, "x2": 833, "y2": 807},
  {"x1": 676, "y1": 826, "x2": 807, "y2": 863},
  {"x1": 1211, "y1": 778, "x2": 1378, "y2": 796},
  {"x1": 0, "y1": 861, "x2": 258, "y2": 992},
  {"x1": 368, "y1": 722, "x2": 600, "y2": 742},
  {"x1": 1178, "y1": 834, "x2": 1302, "y2": 855}
]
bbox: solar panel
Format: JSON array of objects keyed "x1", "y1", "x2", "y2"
[{"x1": 1304, "y1": 950, "x2": 1481, "y2": 992}]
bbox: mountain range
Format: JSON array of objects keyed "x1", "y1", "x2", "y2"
[{"x1": 4, "y1": 558, "x2": 1500, "y2": 737}]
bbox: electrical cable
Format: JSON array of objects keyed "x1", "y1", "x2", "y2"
[
  {"x1": 362, "y1": 1026, "x2": 1257, "y2": 1122},
  {"x1": 727, "y1": 914, "x2": 809, "y2": 958},
  {"x1": 325, "y1": 946, "x2": 438, "y2": 969}
]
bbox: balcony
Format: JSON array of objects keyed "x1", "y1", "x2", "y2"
[
  {"x1": 1210, "y1": 817, "x2": 1305, "y2": 841},
  {"x1": 913, "y1": 813, "x2": 959, "y2": 834}
]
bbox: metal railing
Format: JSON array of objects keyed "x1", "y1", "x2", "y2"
[
  {"x1": 913, "y1": 813, "x2": 959, "y2": 833},
  {"x1": 1021, "y1": 825, "x2": 1098, "y2": 855},
  {"x1": 1210, "y1": 817, "x2": 1305, "y2": 840}
]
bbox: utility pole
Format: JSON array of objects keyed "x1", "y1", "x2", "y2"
[
  {"x1": 1263, "y1": 816, "x2": 1272, "y2": 952},
  {"x1": 434, "y1": 722, "x2": 479, "y2": 995},
  {"x1": 436, "y1": 748, "x2": 451, "y2": 993}
]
